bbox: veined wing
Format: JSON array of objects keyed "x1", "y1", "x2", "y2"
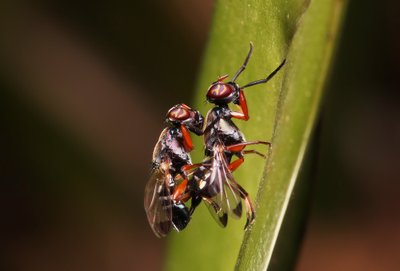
[
  {"x1": 144, "y1": 165, "x2": 173, "y2": 238},
  {"x1": 199, "y1": 143, "x2": 243, "y2": 227}
]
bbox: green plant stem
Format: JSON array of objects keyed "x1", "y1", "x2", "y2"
[
  {"x1": 165, "y1": 0, "x2": 346, "y2": 271},
  {"x1": 236, "y1": 0, "x2": 347, "y2": 270}
]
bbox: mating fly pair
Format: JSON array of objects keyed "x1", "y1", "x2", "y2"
[{"x1": 144, "y1": 43, "x2": 285, "y2": 237}]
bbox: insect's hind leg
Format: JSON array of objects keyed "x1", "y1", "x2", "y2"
[
  {"x1": 230, "y1": 180, "x2": 255, "y2": 229},
  {"x1": 172, "y1": 163, "x2": 203, "y2": 202}
]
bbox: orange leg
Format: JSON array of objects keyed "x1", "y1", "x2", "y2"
[
  {"x1": 172, "y1": 163, "x2": 203, "y2": 202},
  {"x1": 228, "y1": 150, "x2": 266, "y2": 172},
  {"x1": 228, "y1": 157, "x2": 244, "y2": 172},
  {"x1": 180, "y1": 124, "x2": 193, "y2": 151},
  {"x1": 172, "y1": 178, "x2": 188, "y2": 201},
  {"x1": 230, "y1": 90, "x2": 249, "y2": 121},
  {"x1": 225, "y1": 140, "x2": 270, "y2": 152},
  {"x1": 227, "y1": 141, "x2": 270, "y2": 172},
  {"x1": 181, "y1": 163, "x2": 203, "y2": 173}
]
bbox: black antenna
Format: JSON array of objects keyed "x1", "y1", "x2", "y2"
[
  {"x1": 231, "y1": 42, "x2": 254, "y2": 83},
  {"x1": 242, "y1": 59, "x2": 286, "y2": 89}
]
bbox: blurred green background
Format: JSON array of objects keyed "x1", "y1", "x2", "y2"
[{"x1": 0, "y1": 1, "x2": 399, "y2": 271}]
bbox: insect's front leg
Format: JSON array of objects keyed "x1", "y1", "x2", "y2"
[
  {"x1": 180, "y1": 124, "x2": 194, "y2": 151},
  {"x1": 230, "y1": 90, "x2": 249, "y2": 121}
]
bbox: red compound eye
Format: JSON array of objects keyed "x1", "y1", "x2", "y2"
[
  {"x1": 207, "y1": 83, "x2": 234, "y2": 99},
  {"x1": 167, "y1": 106, "x2": 190, "y2": 121}
]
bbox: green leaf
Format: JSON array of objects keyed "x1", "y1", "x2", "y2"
[{"x1": 164, "y1": 0, "x2": 346, "y2": 271}]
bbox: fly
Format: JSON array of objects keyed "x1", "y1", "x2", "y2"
[
  {"x1": 190, "y1": 43, "x2": 285, "y2": 229},
  {"x1": 144, "y1": 104, "x2": 204, "y2": 237}
]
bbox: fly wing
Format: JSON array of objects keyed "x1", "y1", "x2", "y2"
[
  {"x1": 213, "y1": 146, "x2": 243, "y2": 219},
  {"x1": 203, "y1": 196, "x2": 228, "y2": 228},
  {"x1": 144, "y1": 166, "x2": 173, "y2": 238},
  {"x1": 200, "y1": 143, "x2": 243, "y2": 227},
  {"x1": 191, "y1": 163, "x2": 228, "y2": 227}
]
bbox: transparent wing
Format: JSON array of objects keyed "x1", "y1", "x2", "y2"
[
  {"x1": 198, "y1": 143, "x2": 243, "y2": 227},
  {"x1": 144, "y1": 167, "x2": 173, "y2": 238},
  {"x1": 203, "y1": 196, "x2": 228, "y2": 228}
]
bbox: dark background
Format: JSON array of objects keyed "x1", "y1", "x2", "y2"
[{"x1": 0, "y1": 1, "x2": 399, "y2": 271}]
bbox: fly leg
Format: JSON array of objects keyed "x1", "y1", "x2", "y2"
[
  {"x1": 224, "y1": 141, "x2": 271, "y2": 228},
  {"x1": 230, "y1": 89, "x2": 249, "y2": 120},
  {"x1": 226, "y1": 141, "x2": 271, "y2": 172},
  {"x1": 172, "y1": 163, "x2": 203, "y2": 203},
  {"x1": 229, "y1": 179, "x2": 255, "y2": 229},
  {"x1": 225, "y1": 140, "x2": 271, "y2": 153}
]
